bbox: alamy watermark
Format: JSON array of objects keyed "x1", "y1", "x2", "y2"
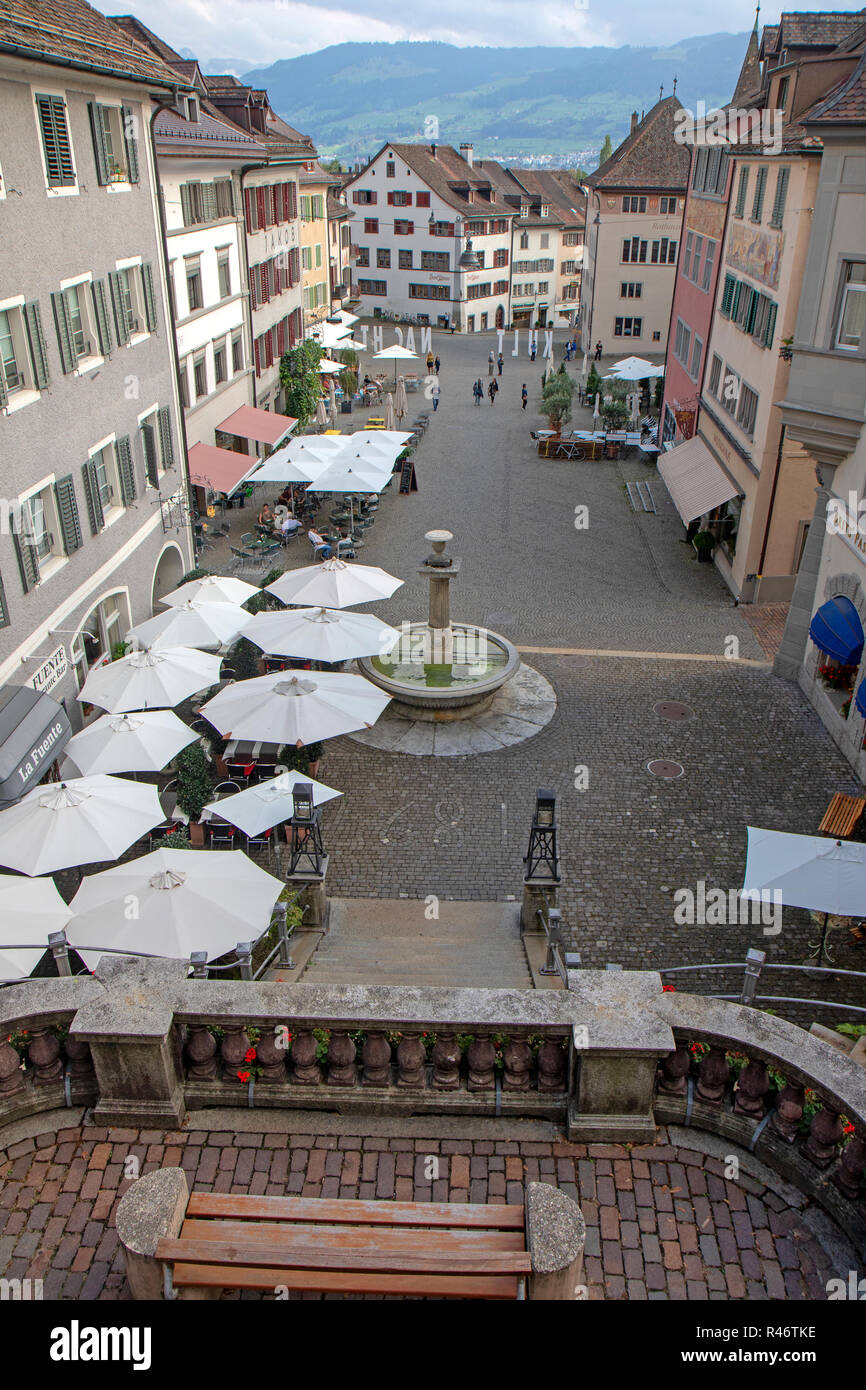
[
  {"x1": 674, "y1": 103, "x2": 785, "y2": 157},
  {"x1": 826, "y1": 491, "x2": 866, "y2": 541},
  {"x1": 673, "y1": 880, "x2": 782, "y2": 935}
]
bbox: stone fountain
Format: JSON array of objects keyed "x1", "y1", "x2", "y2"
[{"x1": 358, "y1": 530, "x2": 520, "y2": 720}]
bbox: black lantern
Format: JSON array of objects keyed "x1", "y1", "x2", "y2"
[
  {"x1": 287, "y1": 782, "x2": 326, "y2": 875},
  {"x1": 292, "y1": 782, "x2": 314, "y2": 822},
  {"x1": 523, "y1": 788, "x2": 559, "y2": 881}
]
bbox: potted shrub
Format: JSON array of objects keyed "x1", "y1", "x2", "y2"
[
  {"x1": 175, "y1": 742, "x2": 215, "y2": 846},
  {"x1": 692, "y1": 529, "x2": 715, "y2": 563},
  {"x1": 277, "y1": 741, "x2": 324, "y2": 778}
]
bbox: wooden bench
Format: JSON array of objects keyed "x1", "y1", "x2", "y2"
[
  {"x1": 118, "y1": 1169, "x2": 585, "y2": 1301},
  {"x1": 818, "y1": 793, "x2": 866, "y2": 840}
]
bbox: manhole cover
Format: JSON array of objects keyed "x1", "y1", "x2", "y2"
[
  {"x1": 654, "y1": 701, "x2": 694, "y2": 721},
  {"x1": 647, "y1": 759, "x2": 685, "y2": 779}
]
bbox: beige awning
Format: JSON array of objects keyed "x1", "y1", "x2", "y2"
[{"x1": 657, "y1": 435, "x2": 740, "y2": 524}]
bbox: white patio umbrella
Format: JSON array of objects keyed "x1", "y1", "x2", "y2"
[
  {"x1": 162, "y1": 575, "x2": 259, "y2": 608},
  {"x1": 741, "y1": 827, "x2": 866, "y2": 963},
  {"x1": 384, "y1": 392, "x2": 396, "y2": 430},
  {"x1": 350, "y1": 430, "x2": 414, "y2": 448},
  {"x1": 267, "y1": 557, "x2": 403, "y2": 609},
  {"x1": 78, "y1": 646, "x2": 222, "y2": 713},
  {"x1": 373, "y1": 344, "x2": 418, "y2": 384},
  {"x1": 0, "y1": 775, "x2": 163, "y2": 875},
  {"x1": 246, "y1": 443, "x2": 332, "y2": 485},
  {"x1": 199, "y1": 669, "x2": 391, "y2": 746},
  {"x1": 395, "y1": 377, "x2": 408, "y2": 422},
  {"x1": 317, "y1": 358, "x2": 345, "y2": 374},
  {"x1": 203, "y1": 771, "x2": 341, "y2": 839},
  {"x1": 69, "y1": 847, "x2": 284, "y2": 968},
  {"x1": 0, "y1": 875, "x2": 75, "y2": 979},
  {"x1": 242, "y1": 607, "x2": 400, "y2": 664},
  {"x1": 607, "y1": 356, "x2": 665, "y2": 381},
  {"x1": 63, "y1": 710, "x2": 197, "y2": 777},
  {"x1": 128, "y1": 601, "x2": 246, "y2": 653},
  {"x1": 315, "y1": 396, "x2": 328, "y2": 428},
  {"x1": 308, "y1": 458, "x2": 392, "y2": 495},
  {"x1": 329, "y1": 309, "x2": 359, "y2": 329}
]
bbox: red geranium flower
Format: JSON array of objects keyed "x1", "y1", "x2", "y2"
[
  {"x1": 237, "y1": 1070, "x2": 251, "y2": 1082},
  {"x1": 244, "y1": 1047, "x2": 257, "y2": 1063},
  {"x1": 662, "y1": 984, "x2": 676, "y2": 993},
  {"x1": 843, "y1": 1121, "x2": 855, "y2": 1135}
]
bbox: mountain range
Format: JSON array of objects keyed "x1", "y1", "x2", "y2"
[{"x1": 240, "y1": 35, "x2": 752, "y2": 166}]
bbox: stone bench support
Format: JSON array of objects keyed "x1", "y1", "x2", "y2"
[
  {"x1": 525, "y1": 1181, "x2": 586, "y2": 1299},
  {"x1": 116, "y1": 1168, "x2": 217, "y2": 1300}
]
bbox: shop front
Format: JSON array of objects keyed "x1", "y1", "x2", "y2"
[{"x1": 0, "y1": 685, "x2": 72, "y2": 809}]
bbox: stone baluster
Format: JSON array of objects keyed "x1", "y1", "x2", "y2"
[
  {"x1": 184, "y1": 1025, "x2": 219, "y2": 1081},
  {"x1": 657, "y1": 1043, "x2": 691, "y2": 1096},
  {"x1": 290, "y1": 1030, "x2": 321, "y2": 1085},
  {"x1": 503, "y1": 1036, "x2": 532, "y2": 1091},
  {"x1": 396, "y1": 1032, "x2": 426, "y2": 1089},
  {"x1": 803, "y1": 1103, "x2": 843, "y2": 1169},
  {"x1": 537, "y1": 1037, "x2": 567, "y2": 1093},
  {"x1": 64, "y1": 1037, "x2": 95, "y2": 1079},
  {"x1": 0, "y1": 1038, "x2": 26, "y2": 1096},
  {"x1": 431, "y1": 1033, "x2": 461, "y2": 1090},
  {"x1": 327, "y1": 1030, "x2": 357, "y2": 1086},
  {"x1": 467, "y1": 1035, "x2": 496, "y2": 1091},
  {"x1": 733, "y1": 1058, "x2": 769, "y2": 1119},
  {"x1": 695, "y1": 1046, "x2": 730, "y2": 1106},
  {"x1": 361, "y1": 1031, "x2": 391, "y2": 1087},
  {"x1": 254, "y1": 1028, "x2": 289, "y2": 1084},
  {"x1": 27, "y1": 1028, "x2": 63, "y2": 1085},
  {"x1": 833, "y1": 1132, "x2": 866, "y2": 1201},
  {"x1": 219, "y1": 1025, "x2": 251, "y2": 1082},
  {"x1": 771, "y1": 1079, "x2": 805, "y2": 1142}
]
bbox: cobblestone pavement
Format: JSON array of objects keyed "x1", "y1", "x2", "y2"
[
  {"x1": 739, "y1": 604, "x2": 791, "y2": 662},
  {"x1": 0, "y1": 1117, "x2": 848, "y2": 1301}
]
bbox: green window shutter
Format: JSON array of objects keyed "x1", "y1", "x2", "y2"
[
  {"x1": 51, "y1": 290, "x2": 76, "y2": 373},
  {"x1": 54, "y1": 475, "x2": 82, "y2": 554},
  {"x1": 720, "y1": 274, "x2": 735, "y2": 317},
  {"x1": 0, "y1": 571, "x2": 10, "y2": 629},
  {"x1": 203, "y1": 183, "x2": 217, "y2": 221},
  {"x1": 730, "y1": 279, "x2": 742, "y2": 321},
  {"x1": 157, "y1": 405, "x2": 175, "y2": 469},
  {"x1": 91, "y1": 280, "x2": 112, "y2": 354},
  {"x1": 763, "y1": 300, "x2": 777, "y2": 349},
  {"x1": 770, "y1": 167, "x2": 789, "y2": 228},
  {"x1": 141, "y1": 263, "x2": 158, "y2": 332},
  {"x1": 81, "y1": 460, "x2": 104, "y2": 534},
  {"x1": 115, "y1": 436, "x2": 137, "y2": 504},
  {"x1": 735, "y1": 166, "x2": 748, "y2": 217},
  {"x1": 141, "y1": 423, "x2": 159, "y2": 489},
  {"x1": 180, "y1": 184, "x2": 192, "y2": 226},
  {"x1": 23, "y1": 302, "x2": 50, "y2": 388},
  {"x1": 108, "y1": 271, "x2": 130, "y2": 346},
  {"x1": 88, "y1": 102, "x2": 110, "y2": 184},
  {"x1": 36, "y1": 94, "x2": 75, "y2": 186},
  {"x1": 752, "y1": 166, "x2": 767, "y2": 221},
  {"x1": 121, "y1": 106, "x2": 139, "y2": 183},
  {"x1": 13, "y1": 532, "x2": 40, "y2": 592},
  {"x1": 0, "y1": 365, "x2": 7, "y2": 410},
  {"x1": 745, "y1": 288, "x2": 758, "y2": 335}
]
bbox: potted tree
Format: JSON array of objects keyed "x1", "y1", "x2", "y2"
[
  {"x1": 175, "y1": 742, "x2": 216, "y2": 846},
  {"x1": 692, "y1": 529, "x2": 715, "y2": 563}
]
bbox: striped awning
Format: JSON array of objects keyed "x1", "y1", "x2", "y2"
[
  {"x1": 187, "y1": 443, "x2": 258, "y2": 497},
  {"x1": 657, "y1": 435, "x2": 739, "y2": 525}
]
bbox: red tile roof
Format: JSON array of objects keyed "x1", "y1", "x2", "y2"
[
  {"x1": 0, "y1": 0, "x2": 187, "y2": 87},
  {"x1": 800, "y1": 48, "x2": 866, "y2": 122},
  {"x1": 348, "y1": 142, "x2": 517, "y2": 217},
  {"x1": 586, "y1": 97, "x2": 691, "y2": 192}
]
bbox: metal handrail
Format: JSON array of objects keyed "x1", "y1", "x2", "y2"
[{"x1": 656, "y1": 947, "x2": 866, "y2": 1012}]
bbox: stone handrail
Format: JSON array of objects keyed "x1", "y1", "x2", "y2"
[{"x1": 0, "y1": 977, "x2": 102, "y2": 1125}]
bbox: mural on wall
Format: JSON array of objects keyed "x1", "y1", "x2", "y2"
[
  {"x1": 685, "y1": 197, "x2": 727, "y2": 241},
  {"x1": 726, "y1": 223, "x2": 784, "y2": 291}
]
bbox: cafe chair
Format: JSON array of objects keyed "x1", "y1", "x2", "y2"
[{"x1": 207, "y1": 817, "x2": 237, "y2": 849}]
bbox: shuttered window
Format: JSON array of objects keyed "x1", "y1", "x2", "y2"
[
  {"x1": 13, "y1": 531, "x2": 40, "y2": 592},
  {"x1": 91, "y1": 280, "x2": 112, "y2": 354},
  {"x1": 108, "y1": 270, "x2": 130, "y2": 345},
  {"x1": 158, "y1": 406, "x2": 175, "y2": 470},
  {"x1": 0, "y1": 571, "x2": 10, "y2": 628},
  {"x1": 122, "y1": 106, "x2": 139, "y2": 183},
  {"x1": 36, "y1": 94, "x2": 75, "y2": 186},
  {"x1": 54, "y1": 475, "x2": 82, "y2": 553},
  {"x1": 770, "y1": 167, "x2": 789, "y2": 229},
  {"x1": 720, "y1": 273, "x2": 736, "y2": 318},
  {"x1": 51, "y1": 290, "x2": 77, "y2": 373},
  {"x1": 23, "y1": 302, "x2": 50, "y2": 388},
  {"x1": 81, "y1": 459, "x2": 105, "y2": 534},
  {"x1": 751, "y1": 166, "x2": 768, "y2": 222},
  {"x1": 735, "y1": 166, "x2": 748, "y2": 218},
  {"x1": 141, "y1": 263, "x2": 157, "y2": 332},
  {"x1": 116, "y1": 435, "x2": 137, "y2": 502}
]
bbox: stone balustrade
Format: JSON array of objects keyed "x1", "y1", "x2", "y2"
[{"x1": 0, "y1": 956, "x2": 864, "y2": 1248}]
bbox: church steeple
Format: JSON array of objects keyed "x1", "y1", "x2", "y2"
[{"x1": 731, "y1": 4, "x2": 762, "y2": 105}]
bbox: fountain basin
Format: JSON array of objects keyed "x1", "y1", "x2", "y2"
[{"x1": 358, "y1": 622, "x2": 521, "y2": 721}]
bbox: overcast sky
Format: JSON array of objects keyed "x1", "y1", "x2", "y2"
[{"x1": 97, "y1": 0, "x2": 866, "y2": 66}]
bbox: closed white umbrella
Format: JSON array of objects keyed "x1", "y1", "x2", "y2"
[
  {"x1": 64, "y1": 710, "x2": 198, "y2": 777},
  {"x1": 384, "y1": 392, "x2": 396, "y2": 431},
  {"x1": 200, "y1": 669, "x2": 391, "y2": 746},
  {"x1": 328, "y1": 378, "x2": 339, "y2": 428},
  {"x1": 395, "y1": 377, "x2": 408, "y2": 422},
  {"x1": 0, "y1": 775, "x2": 163, "y2": 875},
  {"x1": 78, "y1": 646, "x2": 222, "y2": 713},
  {"x1": 329, "y1": 398, "x2": 340, "y2": 429},
  {"x1": 315, "y1": 397, "x2": 328, "y2": 428},
  {"x1": 162, "y1": 575, "x2": 259, "y2": 608},
  {"x1": 69, "y1": 847, "x2": 284, "y2": 968},
  {"x1": 0, "y1": 875, "x2": 75, "y2": 979},
  {"x1": 128, "y1": 600, "x2": 246, "y2": 653},
  {"x1": 267, "y1": 558, "x2": 403, "y2": 609},
  {"x1": 204, "y1": 771, "x2": 341, "y2": 839},
  {"x1": 592, "y1": 393, "x2": 600, "y2": 427},
  {"x1": 242, "y1": 607, "x2": 400, "y2": 663}
]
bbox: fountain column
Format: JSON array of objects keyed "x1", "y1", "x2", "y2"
[{"x1": 419, "y1": 529, "x2": 461, "y2": 668}]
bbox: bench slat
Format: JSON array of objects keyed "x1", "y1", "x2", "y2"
[
  {"x1": 819, "y1": 794, "x2": 865, "y2": 838},
  {"x1": 181, "y1": 1218, "x2": 525, "y2": 1253},
  {"x1": 185, "y1": 1192, "x2": 525, "y2": 1229},
  {"x1": 171, "y1": 1262, "x2": 520, "y2": 1299},
  {"x1": 157, "y1": 1236, "x2": 532, "y2": 1276}
]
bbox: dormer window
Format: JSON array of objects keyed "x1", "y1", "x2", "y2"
[
  {"x1": 186, "y1": 94, "x2": 200, "y2": 124},
  {"x1": 540, "y1": 204, "x2": 550, "y2": 218}
]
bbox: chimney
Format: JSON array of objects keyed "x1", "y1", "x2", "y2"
[
  {"x1": 460, "y1": 142, "x2": 474, "y2": 168},
  {"x1": 630, "y1": 111, "x2": 639, "y2": 134}
]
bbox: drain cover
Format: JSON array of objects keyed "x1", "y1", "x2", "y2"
[
  {"x1": 654, "y1": 701, "x2": 694, "y2": 721},
  {"x1": 647, "y1": 759, "x2": 685, "y2": 779}
]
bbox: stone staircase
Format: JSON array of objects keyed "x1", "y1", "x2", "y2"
[{"x1": 296, "y1": 897, "x2": 533, "y2": 989}]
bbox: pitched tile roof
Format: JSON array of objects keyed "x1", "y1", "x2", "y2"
[
  {"x1": 776, "y1": 10, "x2": 866, "y2": 49},
  {"x1": 354, "y1": 143, "x2": 517, "y2": 217},
  {"x1": 153, "y1": 105, "x2": 266, "y2": 157},
  {"x1": 585, "y1": 96, "x2": 691, "y2": 192},
  {"x1": 800, "y1": 48, "x2": 866, "y2": 122},
  {"x1": 509, "y1": 168, "x2": 586, "y2": 226},
  {"x1": 0, "y1": 0, "x2": 186, "y2": 87}
]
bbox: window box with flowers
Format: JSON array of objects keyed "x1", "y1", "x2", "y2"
[{"x1": 818, "y1": 661, "x2": 857, "y2": 718}]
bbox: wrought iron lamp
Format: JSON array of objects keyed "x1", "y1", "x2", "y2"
[
  {"x1": 287, "y1": 781, "x2": 326, "y2": 875},
  {"x1": 523, "y1": 788, "x2": 560, "y2": 880}
]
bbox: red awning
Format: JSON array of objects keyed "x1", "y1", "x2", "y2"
[
  {"x1": 217, "y1": 405, "x2": 297, "y2": 447},
  {"x1": 187, "y1": 443, "x2": 257, "y2": 496}
]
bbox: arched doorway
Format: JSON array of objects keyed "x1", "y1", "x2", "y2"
[
  {"x1": 152, "y1": 542, "x2": 186, "y2": 614},
  {"x1": 495, "y1": 305, "x2": 505, "y2": 330}
]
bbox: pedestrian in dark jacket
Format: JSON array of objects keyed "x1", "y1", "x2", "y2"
[
  {"x1": 488, "y1": 379, "x2": 498, "y2": 404},
  {"x1": 521, "y1": 383, "x2": 528, "y2": 410},
  {"x1": 594, "y1": 341, "x2": 603, "y2": 361},
  {"x1": 497, "y1": 353, "x2": 504, "y2": 375},
  {"x1": 434, "y1": 355, "x2": 441, "y2": 374},
  {"x1": 530, "y1": 341, "x2": 537, "y2": 362},
  {"x1": 473, "y1": 379, "x2": 483, "y2": 406}
]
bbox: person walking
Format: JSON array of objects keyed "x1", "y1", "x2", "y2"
[
  {"x1": 431, "y1": 381, "x2": 441, "y2": 411},
  {"x1": 488, "y1": 349, "x2": 495, "y2": 377},
  {"x1": 488, "y1": 378, "x2": 498, "y2": 405},
  {"x1": 594, "y1": 340, "x2": 603, "y2": 361},
  {"x1": 426, "y1": 350, "x2": 434, "y2": 373},
  {"x1": 521, "y1": 383, "x2": 528, "y2": 411},
  {"x1": 434, "y1": 355, "x2": 441, "y2": 374},
  {"x1": 530, "y1": 340, "x2": 537, "y2": 362},
  {"x1": 473, "y1": 378, "x2": 483, "y2": 406},
  {"x1": 497, "y1": 352, "x2": 504, "y2": 376},
  {"x1": 450, "y1": 322, "x2": 456, "y2": 335},
  {"x1": 565, "y1": 342, "x2": 572, "y2": 363}
]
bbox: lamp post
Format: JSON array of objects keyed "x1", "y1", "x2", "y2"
[
  {"x1": 285, "y1": 781, "x2": 330, "y2": 929},
  {"x1": 520, "y1": 788, "x2": 562, "y2": 933}
]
